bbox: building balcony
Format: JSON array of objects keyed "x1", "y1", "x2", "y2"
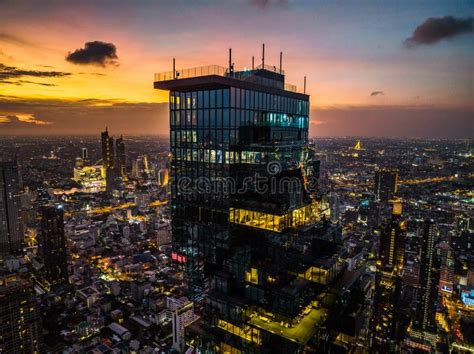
[
  {"x1": 228, "y1": 202, "x2": 326, "y2": 233},
  {"x1": 154, "y1": 64, "x2": 300, "y2": 94}
]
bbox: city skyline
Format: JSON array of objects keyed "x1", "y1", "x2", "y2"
[{"x1": 1, "y1": 0, "x2": 473, "y2": 138}]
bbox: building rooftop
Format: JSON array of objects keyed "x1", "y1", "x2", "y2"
[{"x1": 154, "y1": 64, "x2": 306, "y2": 97}]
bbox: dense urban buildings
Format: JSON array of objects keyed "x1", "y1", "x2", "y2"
[{"x1": 0, "y1": 129, "x2": 472, "y2": 352}]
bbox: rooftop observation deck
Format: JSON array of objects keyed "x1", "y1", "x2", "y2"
[{"x1": 154, "y1": 64, "x2": 306, "y2": 98}]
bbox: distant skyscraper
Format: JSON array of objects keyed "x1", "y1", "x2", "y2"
[
  {"x1": 131, "y1": 156, "x2": 148, "y2": 179},
  {"x1": 101, "y1": 127, "x2": 115, "y2": 169},
  {"x1": 115, "y1": 136, "x2": 126, "y2": 176},
  {"x1": 81, "y1": 147, "x2": 88, "y2": 161},
  {"x1": 437, "y1": 241, "x2": 454, "y2": 294},
  {"x1": 0, "y1": 161, "x2": 23, "y2": 255},
  {"x1": 39, "y1": 205, "x2": 68, "y2": 287},
  {"x1": 372, "y1": 201, "x2": 405, "y2": 350},
  {"x1": 374, "y1": 168, "x2": 398, "y2": 202},
  {"x1": 0, "y1": 275, "x2": 42, "y2": 353},
  {"x1": 414, "y1": 219, "x2": 439, "y2": 332}
]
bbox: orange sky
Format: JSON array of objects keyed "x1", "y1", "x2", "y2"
[{"x1": 0, "y1": 0, "x2": 473, "y2": 137}]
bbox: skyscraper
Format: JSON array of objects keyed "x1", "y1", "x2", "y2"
[
  {"x1": 437, "y1": 241, "x2": 454, "y2": 294},
  {"x1": 155, "y1": 55, "x2": 334, "y2": 352},
  {"x1": 371, "y1": 201, "x2": 405, "y2": 350},
  {"x1": 414, "y1": 219, "x2": 439, "y2": 332},
  {"x1": 374, "y1": 168, "x2": 398, "y2": 202},
  {"x1": 116, "y1": 135, "x2": 126, "y2": 177},
  {"x1": 101, "y1": 128, "x2": 123, "y2": 192},
  {"x1": 101, "y1": 127, "x2": 115, "y2": 169},
  {"x1": 81, "y1": 147, "x2": 88, "y2": 161},
  {"x1": 0, "y1": 275, "x2": 42, "y2": 353},
  {"x1": 39, "y1": 205, "x2": 68, "y2": 287},
  {"x1": 0, "y1": 160, "x2": 23, "y2": 256}
]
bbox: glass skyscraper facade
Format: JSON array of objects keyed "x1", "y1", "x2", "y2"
[
  {"x1": 156, "y1": 64, "x2": 337, "y2": 352},
  {"x1": 0, "y1": 160, "x2": 23, "y2": 256}
]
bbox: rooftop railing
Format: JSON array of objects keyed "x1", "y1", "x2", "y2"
[
  {"x1": 155, "y1": 64, "x2": 302, "y2": 93},
  {"x1": 154, "y1": 65, "x2": 226, "y2": 82}
]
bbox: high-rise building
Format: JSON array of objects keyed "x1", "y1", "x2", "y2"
[
  {"x1": 81, "y1": 147, "x2": 88, "y2": 161},
  {"x1": 116, "y1": 135, "x2": 126, "y2": 177},
  {"x1": 374, "y1": 168, "x2": 398, "y2": 202},
  {"x1": 414, "y1": 219, "x2": 439, "y2": 332},
  {"x1": 131, "y1": 156, "x2": 149, "y2": 179},
  {"x1": 0, "y1": 160, "x2": 23, "y2": 256},
  {"x1": 0, "y1": 275, "x2": 42, "y2": 353},
  {"x1": 166, "y1": 297, "x2": 196, "y2": 352},
  {"x1": 39, "y1": 205, "x2": 68, "y2": 287},
  {"x1": 437, "y1": 241, "x2": 454, "y2": 294},
  {"x1": 101, "y1": 127, "x2": 115, "y2": 169},
  {"x1": 155, "y1": 57, "x2": 335, "y2": 352},
  {"x1": 371, "y1": 201, "x2": 405, "y2": 350}
]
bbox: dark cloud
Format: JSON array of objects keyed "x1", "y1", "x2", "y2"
[
  {"x1": 404, "y1": 16, "x2": 474, "y2": 48},
  {"x1": 0, "y1": 79, "x2": 57, "y2": 86},
  {"x1": 250, "y1": 0, "x2": 288, "y2": 10},
  {"x1": 66, "y1": 41, "x2": 119, "y2": 66},
  {"x1": 0, "y1": 63, "x2": 71, "y2": 81},
  {"x1": 370, "y1": 91, "x2": 384, "y2": 96}
]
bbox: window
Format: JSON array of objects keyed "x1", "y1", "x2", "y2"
[
  {"x1": 223, "y1": 89, "x2": 229, "y2": 108},
  {"x1": 216, "y1": 89, "x2": 222, "y2": 108},
  {"x1": 203, "y1": 90, "x2": 209, "y2": 109},
  {"x1": 210, "y1": 90, "x2": 216, "y2": 108}
]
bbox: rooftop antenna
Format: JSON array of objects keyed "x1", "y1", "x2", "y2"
[
  {"x1": 279, "y1": 51, "x2": 282, "y2": 74},
  {"x1": 304, "y1": 76, "x2": 307, "y2": 94},
  {"x1": 262, "y1": 43, "x2": 265, "y2": 68},
  {"x1": 229, "y1": 48, "x2": 233, "y2": 75},
  {"x1": 173, "y1": 58, "x2": 176, "y2": 79},
  {"x1": 252, "y1": 56, "x2": 254, "y2": 70}
]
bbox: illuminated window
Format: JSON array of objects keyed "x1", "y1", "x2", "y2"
[
  {"x1": 217, "y1": 319, "x2": 261, "y2": 345},
  {"x1": 245, "y1": 268, "x2": 258, "y2": 285}
]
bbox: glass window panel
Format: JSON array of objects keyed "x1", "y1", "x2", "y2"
[
  {"x1": 230, "y1": 87, "x2": 235, "y2": 107},
  {"x1": 203, "y1": 109, "x2": 209, "y2": 128},
  {"x1": 216, "y1": 109, "x2": 222, "y2": 128},
  {"x1": 210, "y1": 109, "x2": 216, "y2": 128},
  {"x1": 223, "y1": 88, "x2": 229, "y2": 108},
  {"x1": 216, "y1": 89, "x2": 222, "y2": 108},
  {"x1": 223, "y1": 109, "x2": 230, "y2": 127},
  {"x1": 236, "y1": 88, "x2": 240, "y2": 108},
  {"x1": 203, "y1": 90, "x2": 209, "y2": 109},
  {"x1": 198, "y1": 91, "x2": 203, "y2": 109},
  {"x1": 210, "y1": 90, "x2": 216, "y2": 108},
  {"x1": 186, "y1": 92, "x2": 191, "y2": 110},
  {"x1": 230, "y1": 109, "x2": 235, "y2": 128}
]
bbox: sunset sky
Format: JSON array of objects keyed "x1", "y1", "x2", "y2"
[{"x1": 0, "y1": 0, "x2": 473, "y2": 137}]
